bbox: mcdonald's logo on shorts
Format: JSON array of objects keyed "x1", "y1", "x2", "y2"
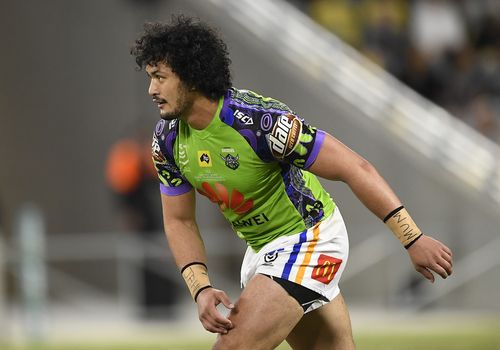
[{"x1": 311, "y1": 254, "x2": 342, "y2": 285}]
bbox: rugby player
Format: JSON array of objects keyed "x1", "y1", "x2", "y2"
[{"x1": 131, "y1": 16, "x2": 453, "y2": 350}]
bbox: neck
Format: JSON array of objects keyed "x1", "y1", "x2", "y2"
[{"x1": 183, "y1": 94, "x2": 220, "y2": 130}]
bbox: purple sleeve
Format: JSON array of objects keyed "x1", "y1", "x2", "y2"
[
  {"x1": 160, "y1": 182, "x2": 192, "y2": 196},
  {"x1": 152, "y1": 124, "x2": 193, "y2": 196},
  {"x1": 267, "y1": 113, "x2": 326, "y2": 169},
  {"x1": 304, "y1": 129, "x2": 326, "y2": 169}
]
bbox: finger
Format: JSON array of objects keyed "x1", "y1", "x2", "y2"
[
  {"x1": 217, "y1": 327, "x2": 230, "y2": 334},
  {"x1": 217, "y1": 291, "x2": 235, "y2": 310},
  {"x1": 430, "y1": 263, "x2": 449, "y2": 279},
  {"x1": 201, "y1": 311, "x2": 232, "y2": 332},
  {"x1": 438, "y1": 258, "x2": 453, "y2": 276},
  {"x1": 204, "y1": 304, "x2": 233, "y2": 329},
  {"x1": 441, "y1": 244, "x2": 453, "y2": 257},
  {"x1": 211, "y1": 325, "x2": 230, "y2": 334},
  {"x1": 212, "y1": 310, "x2": 233, "y2": 329},
  {"x1": 416, "y1": 266, "x2": 434, "y2": 283},
  {"x1": 203, "y1": 322, "x2": 230, "y2": 334},
  {"x1": 441, "y1": 250, "x2": 453, "y2": 265}
]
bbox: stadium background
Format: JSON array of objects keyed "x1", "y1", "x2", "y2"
[{"x1": 0, "y1": 0, "x2": 499, "y2": 348}]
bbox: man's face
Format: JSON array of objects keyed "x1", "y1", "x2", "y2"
[{"x1": 146, "y1": 62, "x2": 192, "y2": 120}]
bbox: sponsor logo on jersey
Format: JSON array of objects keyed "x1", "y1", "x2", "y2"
[
  {"x1": 231, "y1": 212, "x2": 270, "y2": 228},
  {"x1": 234, "y1": 109, "x2": 253, "y2": 125},
  {"x1": 197, "y1": 150, "x2": 212, "y2": 167},
  {"x1": 311, "y1": 254, "x2": 342, "y2": 285},
  {"x1": 197, "y1": 182, "x2": 254, "y2": 214},
  {"x1": 155, "y1": 119, "x2": 166, "y2": 136},
  {"x1": 260, "y1": 113, "x2": 273, "y2": 131},
  {"x1": 268, "y1": 114, "x2": 302, "y2": 159},
  {"x1": 151, "y1": 135, "x2": 166, "y2": 164},
  {"x1": 263, "y1": 248, "x2": 284, "y2": 263}
]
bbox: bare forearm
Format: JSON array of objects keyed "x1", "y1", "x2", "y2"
[
  {"x1": 159, "y1": 192, "x2": 220, "y2": 304},
  {"x1": 164, "y1": 219, "x2": 207, "y2": 270},
  {"x1": 309, "y1": 133, "x2": 401, "y2": 219},
  {"x1": 343, "y1": 160, "x2": 401, "y2": 220},
  {"x1": 309, "y1": 133, "x2": 452, "y2": 280}
]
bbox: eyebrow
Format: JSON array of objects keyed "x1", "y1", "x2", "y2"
[{"x1": 146, "y1": 68, "x2": 158, "y2": 77}]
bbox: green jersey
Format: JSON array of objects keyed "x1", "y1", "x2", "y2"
[{"x1": 152, "y1": 88, "x2": 335, "y2": 251}]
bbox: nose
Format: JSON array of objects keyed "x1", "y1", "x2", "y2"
[{"x1": 148, "y1": 79, "x2": 158, "y2": 96}]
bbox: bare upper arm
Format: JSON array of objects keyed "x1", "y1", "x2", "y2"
[
  {"x1": 161, "y1": 188, "x2": 196, "y2": 223},
  {"x1": 308, "y1": 132, "x2": 372, "y2": 182},
  {"x1": 160, "y1": 189, "x2": 207, "y2": 268}
]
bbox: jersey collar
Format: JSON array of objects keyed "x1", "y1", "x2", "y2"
[{"x1": 188, "y1": 96, "x2": 224, "y2": 139}]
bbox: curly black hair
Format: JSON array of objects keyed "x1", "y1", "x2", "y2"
[{"x1": 131, "y1": 15, "x2": 232, "y2": 101}]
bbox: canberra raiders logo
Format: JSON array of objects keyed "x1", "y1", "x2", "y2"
[{"x1": 220, "y1": 147, "x2": 240, "y2": 170}]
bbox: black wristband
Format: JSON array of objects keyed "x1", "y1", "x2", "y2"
[
  {"x1": 404, "y1": 233, "x2": 423, "y2": 249},
  {"x1": 383, "y1": 205, "x2": 404, "y2": 223},
  {"x1": 180, "y1": 261, "x2": 207, "y2": 274},
  {"x1": 194, "y1": 285, "x2": 213, "y2": 302}
]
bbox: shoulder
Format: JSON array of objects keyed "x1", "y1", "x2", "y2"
[
  {"x1": 220, "y1": 88, "x2": 297, "y2": 135},
  {"x1": 154, "y1": 119, "x2": 179, "y2": 139},
  {"x1": 227, "y1": 88, "x2": 291, "y2": 111},
  {"x1": 152, "y1": 119, "x2": 180, "y2": 161},
  {"x1": 222, "y1": 88, "x2": 292, "y2": 122},
  {"x1": 219, "y1": 88, "x2": 306, "y2": 162},
  {"x1": 220, "y1": 88, "x2": 324, "y2": 168}
]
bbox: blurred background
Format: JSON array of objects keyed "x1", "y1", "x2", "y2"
[{"x1": 0, "y1": 0, "x2": 499, "y2": 348}]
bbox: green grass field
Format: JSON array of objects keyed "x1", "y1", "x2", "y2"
[{"x1": 2, "y1": 329, "x2": 500, "y2": 350}]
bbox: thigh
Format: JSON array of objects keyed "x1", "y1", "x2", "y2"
[
  {"x1": 242, "y1": 209, "x2": 350, "y2": 315},
  {"x1": 286, "y1": 293, "x2": 355, "y2": 350},
  {"x1": 213, "y1": 274, "x2": 303, "y2": 350}
]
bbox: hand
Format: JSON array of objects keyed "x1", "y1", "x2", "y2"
[
  {"x1": 407, "y1": 235, "x2": 453, "y2": 283},
  {"x1": 196, "y1": 287, "x2": 235, "y2": 334}
]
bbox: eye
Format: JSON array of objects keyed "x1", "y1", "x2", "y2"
[
  {"x1": 151, "y1": 74, "x2": 165, "y2": 82},
  {"x1": 159, "y1": 75, "x2": 170, "y2": 83}
]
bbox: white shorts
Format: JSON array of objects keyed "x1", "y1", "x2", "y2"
[{"x1": 240, "y1": 208, "x2": 349, "y2": 313}]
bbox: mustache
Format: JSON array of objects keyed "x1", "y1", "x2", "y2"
[{"x1": 152, "y1": 96, "x2": 166, "y2": 104}]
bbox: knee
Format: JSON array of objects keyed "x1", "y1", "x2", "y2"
[
  {"x1": 212, "y1": 334, "x2": 259, "y2": 350},
  {"x1": 324, "y1": 328, "x2": 356, "y2": 350},
  {"x1": 325, "y1": 332, "x2": 356, "y2": 350},
  {"x1": 212, "y1": 335, "x2": 243, "y2": 350}
]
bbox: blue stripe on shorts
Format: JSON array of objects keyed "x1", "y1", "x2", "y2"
[{"x1": 281, "y1": 230, "x2": 308, "y2": 280}]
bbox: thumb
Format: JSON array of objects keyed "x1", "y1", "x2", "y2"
[
  {"x1": 217, "y1": 291, "x2": 234, "y2": 309},
  {"x1": 416, "y1": 266, "x2": 435, "y2": 283}
]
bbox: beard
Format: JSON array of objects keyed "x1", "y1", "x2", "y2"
[{"x1": 159, "y1": 87, "x2": 192, "y2": 121}]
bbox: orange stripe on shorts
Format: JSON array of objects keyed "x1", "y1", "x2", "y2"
[{"x1": 295, "y1": 223, "x2": 321, "y2": 284}]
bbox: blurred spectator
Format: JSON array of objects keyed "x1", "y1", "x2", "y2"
[
  {"x1": 106, "y1": 132, "x2": 160, "y2": 233},
  {"x1": 359, "y1": 0, "x2": 409, "y2": 77},
  {"x1": 302, "y1": 0, "x2": 500, "y2": 142},
  {"x1": 106, "y1": 129, "x2": 178, "y2": 318},
  {"x1": 400, "y1": 46, "x2": 447, "y2": 102},
  {"x1": 408, "y1": 0, "x2": 466, "y2": 63},
  {"x1": 309, "y1": 0, "x2": 362, "y2": 46}
]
